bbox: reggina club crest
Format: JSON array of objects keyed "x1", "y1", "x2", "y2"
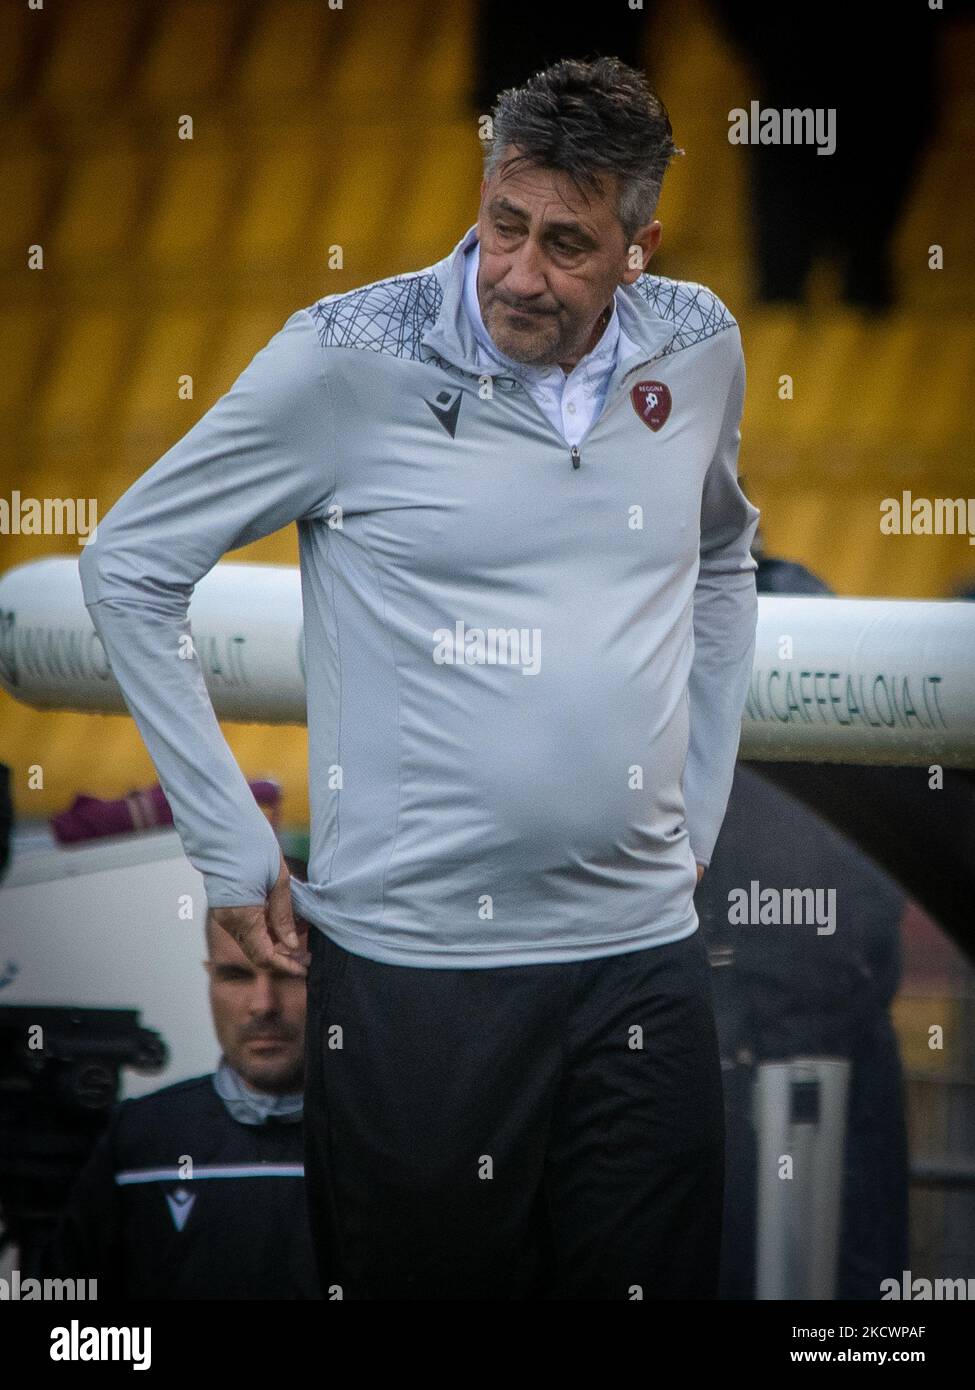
[{"x1": 630, "y1": 380, "x2": 672, "y2": 431}]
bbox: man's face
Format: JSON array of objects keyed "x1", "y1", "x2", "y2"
[
  {"x1": 476, "y1": 146, "x2": 663, "y2": 368},
  {"x1": 205, "y1": 918, "x2": 307, "y2": 1094}
]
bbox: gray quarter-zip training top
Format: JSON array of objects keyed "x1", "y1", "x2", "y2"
[{"x1": 79, "y1": 223, "x2": 760, "y2": 967}]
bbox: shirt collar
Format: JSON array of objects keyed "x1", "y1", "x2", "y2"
[{"x1": 212, "y1": 1058, "x2": 303, "y2": 1126}]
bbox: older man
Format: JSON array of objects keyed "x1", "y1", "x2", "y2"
[{"x1": 79, "y1": 57, "x2": 759, "y2": 1298}]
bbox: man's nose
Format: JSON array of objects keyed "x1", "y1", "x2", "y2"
[
  {"x1": 248, "y1": 971, "x2": 279, "y2": 1015},
  {"x1": 501, "y1": 238, "x2": 548, "y2": 299}
]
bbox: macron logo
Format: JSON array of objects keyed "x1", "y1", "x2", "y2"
[
  {"x1": 166, "y1": 1187, "x2": 196, "y2": 1231},
  {"x1": 425, "y1": 388, "x2": 463, "y2": 438}
]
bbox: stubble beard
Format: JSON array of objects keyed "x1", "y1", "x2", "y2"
[{"x1": 483, "y1": 301, "x2": 569, "y2": 367}]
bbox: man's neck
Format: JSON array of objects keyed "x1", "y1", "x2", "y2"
[{"x1": 557, "y1": 302, "x2": 612, "y2": 374}]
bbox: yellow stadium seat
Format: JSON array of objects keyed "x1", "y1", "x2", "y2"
[
  {"x1": 235, "y1": 0, "x2": 326, "y2": 104},
  {"x1": 0, "y1": 148, "x2": 52, "y2": 265},
  {"x1": 143, "y1": 147, "x2": 234, "y2": 269},
  {"x1": 409, "y1": 0, "x2": 473, "y2": 111},
  {"x1": 0, "y1": 309, "x2": 56, "y2": 438},
  {"x1": 51, "y1": 148, "x2": 143, "y2": 269},
  {"x1": 758, "y1": 489, "x2": 840, "y2": 581},
  {"x1": 35, "y1": 311, "x2": 130, "y2": 457},
  {"x1": 141, "y1": 0, "x2": 239, "y2": 104},
  {"x1": 393, "y1": 122, "x2": 479, "y2": 263},
  {"x1": 231, "y1": 140, "x2": 321, "y2": 266},
  {"x1": 308, "y1": 122, "x2": 412, "y2": 274},
  {"x1": 739, "y1": 307, "x2": 804, "y2": 443},
  {"x1": 118, "y1": 310, "x2": 211, "y2": 449},
  {"x1": 40, "y1": 0, "x2": 141, "y2": 107},
  {"x1": 918, "y1": 325, "x2": 975, "y2": 455},
  {"x1": 326, "y1": 2, "x2": 410, "y2": 114},
  {"x1": 783, "y1": 313, "x2": 872, "y2": 449}
]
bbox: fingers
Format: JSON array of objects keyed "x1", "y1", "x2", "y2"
[
  {"x1": 210, "y1": 859, "x2": 310, "y2": 974},
  {"x1": 289, "y1": 919, "x2": 312, "y2": 971},
  {"x1": 213, "y1": 907, "x2": 279, "y2": 970},
  {"x1": 216, "y1": 912, "x2": 307, "y2": 976},
  {"x1": 268, "y1": 860, "x2": 301, "y2": 952}
]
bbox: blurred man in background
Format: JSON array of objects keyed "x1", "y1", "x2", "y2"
[{"x1": 44, "y1": 857, "x2": 320, "y2": 1299}]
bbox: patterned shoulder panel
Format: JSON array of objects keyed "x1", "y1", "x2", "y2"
[
  {"x1": 632, "y1": 276, "x2": 737, "y2": 355},
  {"x1": 308, "y1": 269, "x2": 443, "y2": 360}
]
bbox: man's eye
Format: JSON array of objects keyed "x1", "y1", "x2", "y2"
[{"x1": 553, "y1": 241, "x2": 581, "y2": 254}]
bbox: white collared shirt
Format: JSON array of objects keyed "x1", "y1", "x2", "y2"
[{"x1": 462, "y1": 236, "x2": 641, "y2": 447}]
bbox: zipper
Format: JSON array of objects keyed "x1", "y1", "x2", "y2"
[
  {"x1": 565, "y1": 351, "x2": 668, "y2": 472},
  {"x1": 507, "y1": 348, "x2": 668, "y2": 474}
]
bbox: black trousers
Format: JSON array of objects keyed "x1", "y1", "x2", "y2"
[{"x1": 304, "y1": 924, "x2": 724, "y2": 1300}]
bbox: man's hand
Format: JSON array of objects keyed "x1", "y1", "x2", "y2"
[
  {"x1": 211, "y1": 853, "x2": 310, "y2": 975},
  {"x1": 696, "y1": 863, "x2": 705, "y2": 883}
]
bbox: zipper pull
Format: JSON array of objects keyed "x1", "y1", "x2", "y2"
[{"x1": 570, "y1": 445, "x2": 581, "y2": 470}]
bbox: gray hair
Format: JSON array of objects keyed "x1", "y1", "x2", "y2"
[{"x1": 483, "y1": 56, "x2": 682, "y2": 244}]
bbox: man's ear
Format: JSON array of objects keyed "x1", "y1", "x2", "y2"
[{"x1": 621, "y1": 222, "x2": 663, "y2": 284}]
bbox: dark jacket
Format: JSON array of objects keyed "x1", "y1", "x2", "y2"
[{"x1": 44, "y1": 1073, "x2": 321, "y2": 1299}]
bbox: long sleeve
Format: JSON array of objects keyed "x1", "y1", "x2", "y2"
[
  {"x1": 78, "y1": 309, "x2": 336, "y2": 907},
  {"x1": 683, "y1": 334, "x2": 760, "y2": 867}
]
